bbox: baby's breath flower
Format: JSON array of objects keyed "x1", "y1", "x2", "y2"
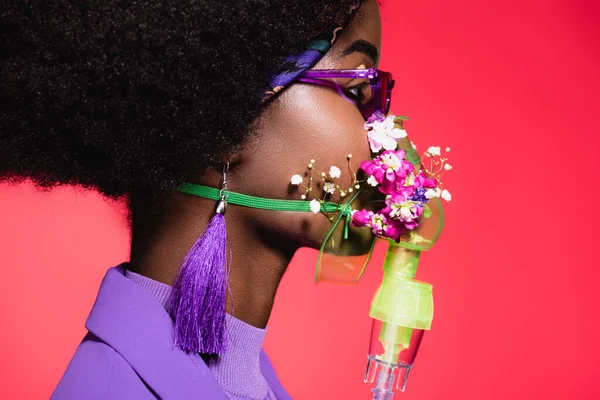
[
  {"x1": 411, "y1": 141, "x2": 417, "y2": 150},
  {"x1": 310, "y1": 199, "x2": 321, "y2": 214},
  {"x1": 323, "y1": 182, "x2": 335, "y2": 194},
  {"x1": 290, "y1": 174, "x2": 303, "y2": 185},
  {"x1": 329, "y1": 166, "x2": 341, "y2": 179},
  {"x1": 441, "y1": 189, "x2": 452, "y2": 202},
  {"x1": 444, "y1": 164, "x2": 453, "y2": 171},
  {"x1": 427, "y1": 146, "x2": 441, "y2": 156},
  {"x1": 446, "y1": 147, "x2": 451, "y2": 152},
  {"x1": 425, "y1": 188, "x2": 438, "y2": 199}
]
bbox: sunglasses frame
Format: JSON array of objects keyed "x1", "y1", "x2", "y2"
[{"x1": 297, "y1": 68, "x2": 395, "y2": 119}]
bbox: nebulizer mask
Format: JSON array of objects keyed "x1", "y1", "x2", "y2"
[
  {"x1": 178, "y1": 110, "x2": 449, "y2": 398},
  {"x1": 308, "y1": 113, "x2": 447, "y2": 399}
]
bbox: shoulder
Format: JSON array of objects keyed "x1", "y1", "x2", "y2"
[{"x1": 51, "y1": 332, "x2": 156, "y2": 400}]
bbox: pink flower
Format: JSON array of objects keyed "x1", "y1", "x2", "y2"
[
  {"x1": 370, "y1": 213, "x2": 404, "y2": 240},
  {"x1": 414, "y1": 171, "x2": 437, "y2": 189},
  {"x1": 360, "y1": 150, "x2": 412, "y2": 189},
  {"x1": 382, "y1": 218, "x2": 405, "y2": 240},
  {"x1": 351, "y1": 209, "x2": 374, "y2": 227},
  {"x1": 385, "y1": 190, "x2": 411, "y2": 206},
  {"x1": 383, "y1": 195, "x2": 424, "y2": 231},
  {"x1": 380, "y1": 175, "x2": 416, "y2": 196},
  {"x1": 351, "y1": 209, "x2": 405, "y2": 241}
]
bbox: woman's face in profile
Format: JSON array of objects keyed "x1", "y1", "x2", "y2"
[{"x1": 230, "y1": 0, "x2": 383, "y2": 249}]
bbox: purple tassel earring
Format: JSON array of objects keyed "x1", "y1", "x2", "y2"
[{"x1": 171, "y1": 164, "x2": 229, "y2": 354}]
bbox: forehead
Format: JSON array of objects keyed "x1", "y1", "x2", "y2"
[{"x1": 319, "y1": 0, "x2": 382, "y2": 68}]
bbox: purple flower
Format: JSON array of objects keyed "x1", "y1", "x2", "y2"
[
  {"x1": 409, "y1": 186, "x2": 429, "y2": 205},
  {"x1": 363, "y1": 112, "x2": 387, "y2": 130}
]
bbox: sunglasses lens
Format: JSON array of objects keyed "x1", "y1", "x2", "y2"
[
  {"x1": 378, "y1": 72, "x2": 394, "y2": 115},
  {"x1": 378, "y1": 76, "x2": 388, "y2": 114},
  {"x1": 359, "y1": 72, "x2": 394, "y2": 119},
  {"x1": 360, "y1": 100, "x2": 376, "y2": 120},
  {"x1": 385, "y1": 79, "x2": 394, "y2": 114}
]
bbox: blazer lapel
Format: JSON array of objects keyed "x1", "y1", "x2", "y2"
[
  {"x1": 260, "y1": 350, "x2": 292, "y2": 400},
  {"x1": 85, "y1": 265, "x2": 226, "y2": 399}
]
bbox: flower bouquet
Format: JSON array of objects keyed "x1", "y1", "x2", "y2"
[{"x1": 352, "y1": 113, "x2": 451, "y2": 245}]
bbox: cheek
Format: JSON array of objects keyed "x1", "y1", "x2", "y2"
[
  {"x1": 235, "y1": 84, "x2": 372, "y2": 247},
  {"x1": 265, "y1": 84, "x2": 371, "y2": 194}
]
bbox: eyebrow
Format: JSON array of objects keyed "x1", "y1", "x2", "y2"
[{"x1": 341, "y1": 39, "x2": 379, "y2": 65}]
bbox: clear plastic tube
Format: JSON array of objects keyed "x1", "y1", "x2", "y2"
[{"x1": 365, "y1": 319, "x2": 425, "y2": 398}]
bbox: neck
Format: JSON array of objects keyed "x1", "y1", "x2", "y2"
[{"x1": 128, "y1": 191, "x2": 296, "y2": 329}]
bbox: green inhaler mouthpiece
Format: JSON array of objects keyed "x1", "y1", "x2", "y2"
[{"x1": 364, "y1": 118, "x2": 444, "y2": 399}]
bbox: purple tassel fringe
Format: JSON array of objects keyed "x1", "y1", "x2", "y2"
[{"x1": 171, "y1": 213, "x2": 228, "y2": 354}]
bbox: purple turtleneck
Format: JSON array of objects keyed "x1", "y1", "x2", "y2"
[{"x1": 125, "y1": 269, "x2": 276, "y2": 400}]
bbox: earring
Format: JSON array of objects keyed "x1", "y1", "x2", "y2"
[{"x1": 171, "y1": 163, "x2": 229, "y2": 354}]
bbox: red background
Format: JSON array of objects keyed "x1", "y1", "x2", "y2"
[{"x1": 1, "y1": 0, "x2": 599, "y2": 398}]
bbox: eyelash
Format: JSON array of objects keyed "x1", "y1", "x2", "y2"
[{"x1": 346, "y1": 81, "x2": 369, "y2": 103}]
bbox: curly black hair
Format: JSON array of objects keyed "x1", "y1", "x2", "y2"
[{"x1": 0, "y1": 0, "x2": 360, "y2": 206}]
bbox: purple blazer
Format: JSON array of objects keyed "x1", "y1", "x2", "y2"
[{"x1": 51, "y1": 266, "x2": 291, "y2": 399}]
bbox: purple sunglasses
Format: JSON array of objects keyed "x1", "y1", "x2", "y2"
[{"x1": 297, "y1": 68, "x2": 395, "y2": 120}]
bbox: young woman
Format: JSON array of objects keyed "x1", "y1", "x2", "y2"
[{"x1": 1, "y1": 0, "x2": 390, "y2": 398}]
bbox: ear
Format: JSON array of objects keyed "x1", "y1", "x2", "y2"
[{"x1": 224, "y1": 153, "x2": 242, "y2": 167}]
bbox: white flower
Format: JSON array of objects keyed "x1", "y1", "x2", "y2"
[
  {"x1": 323, "y1": 182, "x2": 336, "y2": 194},
  {"x1": 446, "y1": 147, "x2": 451, "y2": 152},
  {"x1": 411, "y1": 141, "x2": 417, "y2": 150},
  {"x1": 365, "y1": 115, "x2": 408, "y2": 151},
  {"x1": 372, "y1": 115, "x2": 395, "y2": 132},
  {"x1": 427, "y1": 146, "x2": 441, "y2": 156},
  {"x1": 425, "y1": 188, "x2": 438, "y2": 199},
  {"x1": 367, "y1": 117, "x2": 407, "y2": 153},
  {"x1": 444, "y1": 164, "x2": 453, "y2": 171},
  {"x1": 329, "y1": 166, "x2": 341, "y2": 179},
  {"x1": 381, "y1": 152, "x2": 401, "y2": 170},
  {"x1": 426, "y1": 188, "x2": 442, "y2": 199},
  {"x1": 441, "y1": 189, "x2": 452, "y2": 202},
  {"x1": 290, "y1": 174, "x2": 303, "y2": 185},
  {"x1": 310, "y1": 199, "x2": 321, "y2": 214},
  {"x1": 367, "y1": 175, "x2": 379, "y2": 187},
  {"x1": 399, "y1": 207, "x2": 414, "y2": 220}
]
